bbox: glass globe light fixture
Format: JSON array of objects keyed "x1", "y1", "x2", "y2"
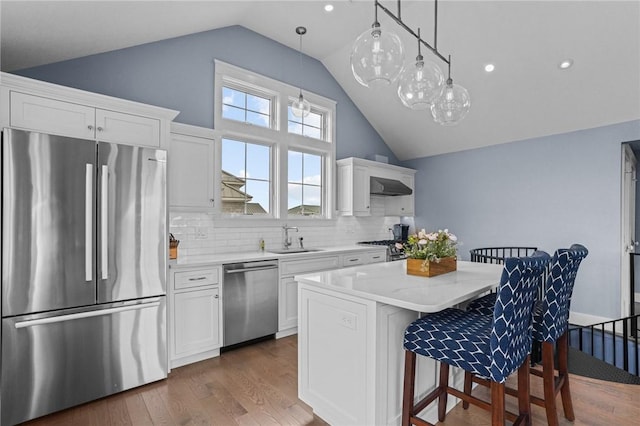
[
  {"x1": 397, "y1": 54, "x2": 444, "y2": 109},
  {"x1": 291, "y1": 92, "x2": 311, "y2": 117},
  {"x1": 292, "y1": 26, "x2": 311, "y2": 118},
  {"x1": 350, "y1": 21, "x2": 405, "y2": 88},
  {"x1": 431, "y1": 78, "x2": 470, "y2": 126}
]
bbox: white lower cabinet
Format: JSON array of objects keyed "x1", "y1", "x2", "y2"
[
  {"x1": 173, "y1": 288, "x2": 220, "y2": 355},
  {"x1": 169, "y1": 266, "x2": 223, "y2": 368},
  {"x1": 298, "y1": 286, "x2": 463, "y2": 426},
  {"x1": 279, "y1": 250, "x2": 386, "y2": 336},
  {"x1": 278, "y1": 255, "x2": 340, "y2": 336}
]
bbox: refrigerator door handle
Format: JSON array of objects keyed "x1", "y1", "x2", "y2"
[
  {"x1": 85, "y1": 163, "x2": 93, "y2": 282},
  {"x1": 14, "y1": 301, "x2": 161, "y2": 329},
  {"x1": 100, "y1": 165, "x2": 109, "y2": 280}
]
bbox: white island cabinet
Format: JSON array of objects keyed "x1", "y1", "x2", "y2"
[{"x1": 296, "y1": 260, "x2": 503, "y2": 426}]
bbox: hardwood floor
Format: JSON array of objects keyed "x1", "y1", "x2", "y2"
[{"x1": 21, "y1": 335, "x2": 640, "y2": 426}]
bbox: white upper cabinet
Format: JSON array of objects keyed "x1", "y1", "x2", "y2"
[
  {"x1": 336, "y1": 157, "x2": 416, "y2": 217},
  {"x1": 169, "y1": 123, "x2": 215, "y2": 210},
  {"x1": 10, "y1": 91, "x2": 95, "y2": 139},
  {"x1": 1, "y1": 72, "x2": 178, "y2": 148}
]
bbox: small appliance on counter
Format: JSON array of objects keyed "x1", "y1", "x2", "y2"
[{"x1": 392, "y1": 223, "x2": 409, "y2": 241}]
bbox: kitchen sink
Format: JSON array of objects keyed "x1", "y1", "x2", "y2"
[{"x1": 267, "y1": 248, "x2": 324, "y2": 254}]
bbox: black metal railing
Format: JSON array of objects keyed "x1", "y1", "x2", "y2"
[
  {"x1": 469, "y1": 246, "x2": 538, "y2": 264},
  {"x1": 568, "y1": 314, "x2": 640, "y2": 376}
]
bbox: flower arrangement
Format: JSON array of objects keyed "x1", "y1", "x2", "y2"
[{"x1": 398, "y1": 229, "x2": 458, "y2": 262}]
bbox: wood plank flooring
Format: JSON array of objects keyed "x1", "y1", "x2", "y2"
[{"x1": 21, "y1": 335, "x2": 640, "y2": 425}]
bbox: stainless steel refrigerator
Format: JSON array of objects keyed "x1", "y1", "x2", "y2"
[{"x1": 1, "y1": 128, "x2": 168, "y2": 425}]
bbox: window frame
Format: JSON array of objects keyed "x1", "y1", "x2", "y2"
[{"x1": 213, "y1": 60, "x2": 336, "y2": 221}]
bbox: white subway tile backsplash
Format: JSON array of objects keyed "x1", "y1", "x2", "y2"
[{"x1": 168, "y1": 210, "x2": 405, "y2": 259}]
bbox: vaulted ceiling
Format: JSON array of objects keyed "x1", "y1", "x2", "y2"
[{"x1": 2, "y1": 0, "x2": 639, "y2": 160}]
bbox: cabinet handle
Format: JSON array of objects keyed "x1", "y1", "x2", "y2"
[
  {"x1": 372, "y1": 256, "x2": 381, "y2": 259},
  {"x1": 214, "y1": 294, "x2": 219, "y2": 299},
  {"x1": 349, "y1": 258, "x2": 359, "y2": 262},
  {"x1": 188, "y1": 276, "x2": 207, "y2": 281},
  {"x1": 97, "y1": 126, "x2": 104, "y2": 132},
  {"x1": 87, "y1": 125, "x2": 94, "y2": 131},
  {"x1": 209, "y1": 198, "x2": 215, "y2": 204}
]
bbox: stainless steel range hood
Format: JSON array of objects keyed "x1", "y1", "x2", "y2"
[{"x1": 370, "y1": 176, "x2": 413, "y2": 196}]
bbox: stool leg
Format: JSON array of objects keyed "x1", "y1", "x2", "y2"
[
  {"x1": 490, "y1": 381, "x2": 505, "y2": 426},
  {"x1": 541, "y1": 341, "x2": 559, "y2": 426},
  {"x1": 402, "y1": 350, "x2": 417, "y2": 426},
  {"x1": 517, "y1": 355, "x2": 532, "y2": 426},
  {"x1": 557, "y1": 332, "x2": 575, "y2": 421},
  {"x1": 462, "y1": 371, "x2": 472, "y2": 409},
  {"x1": 438, "y1": 363, "x2": 449, "y2": 422}
]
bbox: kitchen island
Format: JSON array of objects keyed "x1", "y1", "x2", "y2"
[{"x1": 295, "y1": 260, "x2": 503, "y2": 426}]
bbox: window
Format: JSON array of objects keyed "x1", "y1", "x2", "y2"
[
  {"x1": 221, "y1": 138, "x2": 271, "y2": 215},
  {"x1": 288, "y1": 106, "x2": 324, "y2": 140},
  {"x1": 215, "y1": 61, "x2": 336, "y2": 219},
  {"x1": 288, "y1": 151, "x2": 322, "y2": 216},
  {"x1": 222, "y1": 86, "x2": 272, "y2": 128}
]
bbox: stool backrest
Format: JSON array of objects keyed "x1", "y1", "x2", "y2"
[
  {"x1": 490, "y1": 251, "x2": 551, "y2": 382},
  {"x1": 539, "y1": 244, "x2": 588, "y2": 342}
]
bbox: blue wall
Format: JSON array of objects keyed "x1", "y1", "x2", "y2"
[
  {"x1": 14, "y1": 25, "x2": 398, "y2": 163},
  {"x1": 403, "y1": 121, "x2": 640, "y2": 319}
]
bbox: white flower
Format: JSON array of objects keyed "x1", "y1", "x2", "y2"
[
  {"x1": 395, "y1": 242, "x2": 404, "y2": 249},
  {"x1": 427, "y1": 233, "x2": 438, "y2": 241},
  {"x1": 449, "y1": 234, "x2": 458, "y2": 242},
  {"x1": 417, "y1": 229, "x2": 428, "y2": 239},
  {"x1": 418, "y1": 239, "x2": 428, "y2": 245}
]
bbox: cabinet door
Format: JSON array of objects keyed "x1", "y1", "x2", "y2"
[
  {"x1": 337, "y1": 164, "x2": 371, "y2": 216},
  {"x1": 10, "y1": 92, "x2": 95, "y2": 139},
  {"x1": 169, "y1": 133, "x2": 215, "y2": 209},
  {"x1": 279, "y1": 276, "x2": 299, "y2": 331},
  {"x1": 95, "y1": 109, "x2": 160, "y2": 146},
  {"x1": 173, "y1": 287, "x2": 220, "y2": 357}
]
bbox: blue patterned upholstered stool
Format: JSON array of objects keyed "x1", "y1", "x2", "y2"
[
  {"x1": 401, "y1": 252, "x2": 550, "y2": 426},
  {"x1": 465, "y1": 244, "x2": 588, "y2": 426}
]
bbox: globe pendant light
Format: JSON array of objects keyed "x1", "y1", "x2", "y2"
[
  {"x1": 397, "y1": 29, "x2": 444, "y2": 109},
  {"x1": 292, "y1": 26, "x2": 311, "y2": 118},
  {"x1": 431, "y1": 56, "x2": 470, "y2": 126},
  {"x1": 350, "y1": 5, "x2": 404, "y2": 88}
]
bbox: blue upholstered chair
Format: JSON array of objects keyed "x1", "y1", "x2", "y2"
[
  {"x1": 465, "y1": 244, "x2": 588, "y2": 426},
  {"x1": 401, "y1": 252, "x2": 550, "y2": 426}
]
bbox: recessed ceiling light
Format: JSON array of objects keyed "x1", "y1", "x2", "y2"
[
  {"x1": 324, "y1": 4, "x2": 334, "y2": 12},
  {"x1": 484, "y1": 63, "x2": 495, "y2": 73},
  {"x1": 559, "y1": 59, "x2": 573, "y2": 69}
]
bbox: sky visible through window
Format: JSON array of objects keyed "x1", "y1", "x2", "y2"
[
  {"x1": 222, "y1": 87, "x2": 271, "y2": 128},
  {"x1": 288, "y1": 107, "x2": 322, "y2": 139},
  {"x1": 288, "y1": 150, "x2": 322, "y2": 215}
]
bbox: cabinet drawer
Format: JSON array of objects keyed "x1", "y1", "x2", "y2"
[
  {"x1": 342, "y1": 254, "x2": 366, "y2": 267},
  {"x1": 174, "y1": 268, "x2": 220, "y2": 290},
  {"x1": 367, "y1": 252, "x2": 386, "y2": 263},
  {"x1": 280, "y1": 256, "x2": 340, "y2": 276}
]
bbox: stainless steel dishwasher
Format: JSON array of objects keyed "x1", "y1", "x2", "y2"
[{"x1": 223, "y1": 260, "x2": 279, "y2": 347}]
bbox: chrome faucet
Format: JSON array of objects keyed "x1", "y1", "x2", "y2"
[{"x1": 283, "y1": 224, "x2": 298, "y2": 249}]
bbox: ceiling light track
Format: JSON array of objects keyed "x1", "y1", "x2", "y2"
[{"x1": 351, "y1": 0, "x2": 471, "y2": 126}]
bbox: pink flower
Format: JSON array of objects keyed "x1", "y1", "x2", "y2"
[{"x1": 395, "y1": 242, "x2": 404, "y2": 249}]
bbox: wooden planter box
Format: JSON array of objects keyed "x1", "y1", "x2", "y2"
[{"x1": 406, "y1": 257, "x2": 457, "y2": 277}]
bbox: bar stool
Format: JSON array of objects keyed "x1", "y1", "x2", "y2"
[
  {"x1": 402, "y1": 252, "x2": 550, "y2": 426},
  {"x1": 465, "y1": 244, "x2": 588, "y2": 426}
]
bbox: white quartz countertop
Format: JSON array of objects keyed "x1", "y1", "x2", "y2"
[
  {"x1": 169, "y1": 245, "x2": 386, "y2": 269},
  {"x1": 294, "y1": 260, "x2": 504, "y2": 312}
]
